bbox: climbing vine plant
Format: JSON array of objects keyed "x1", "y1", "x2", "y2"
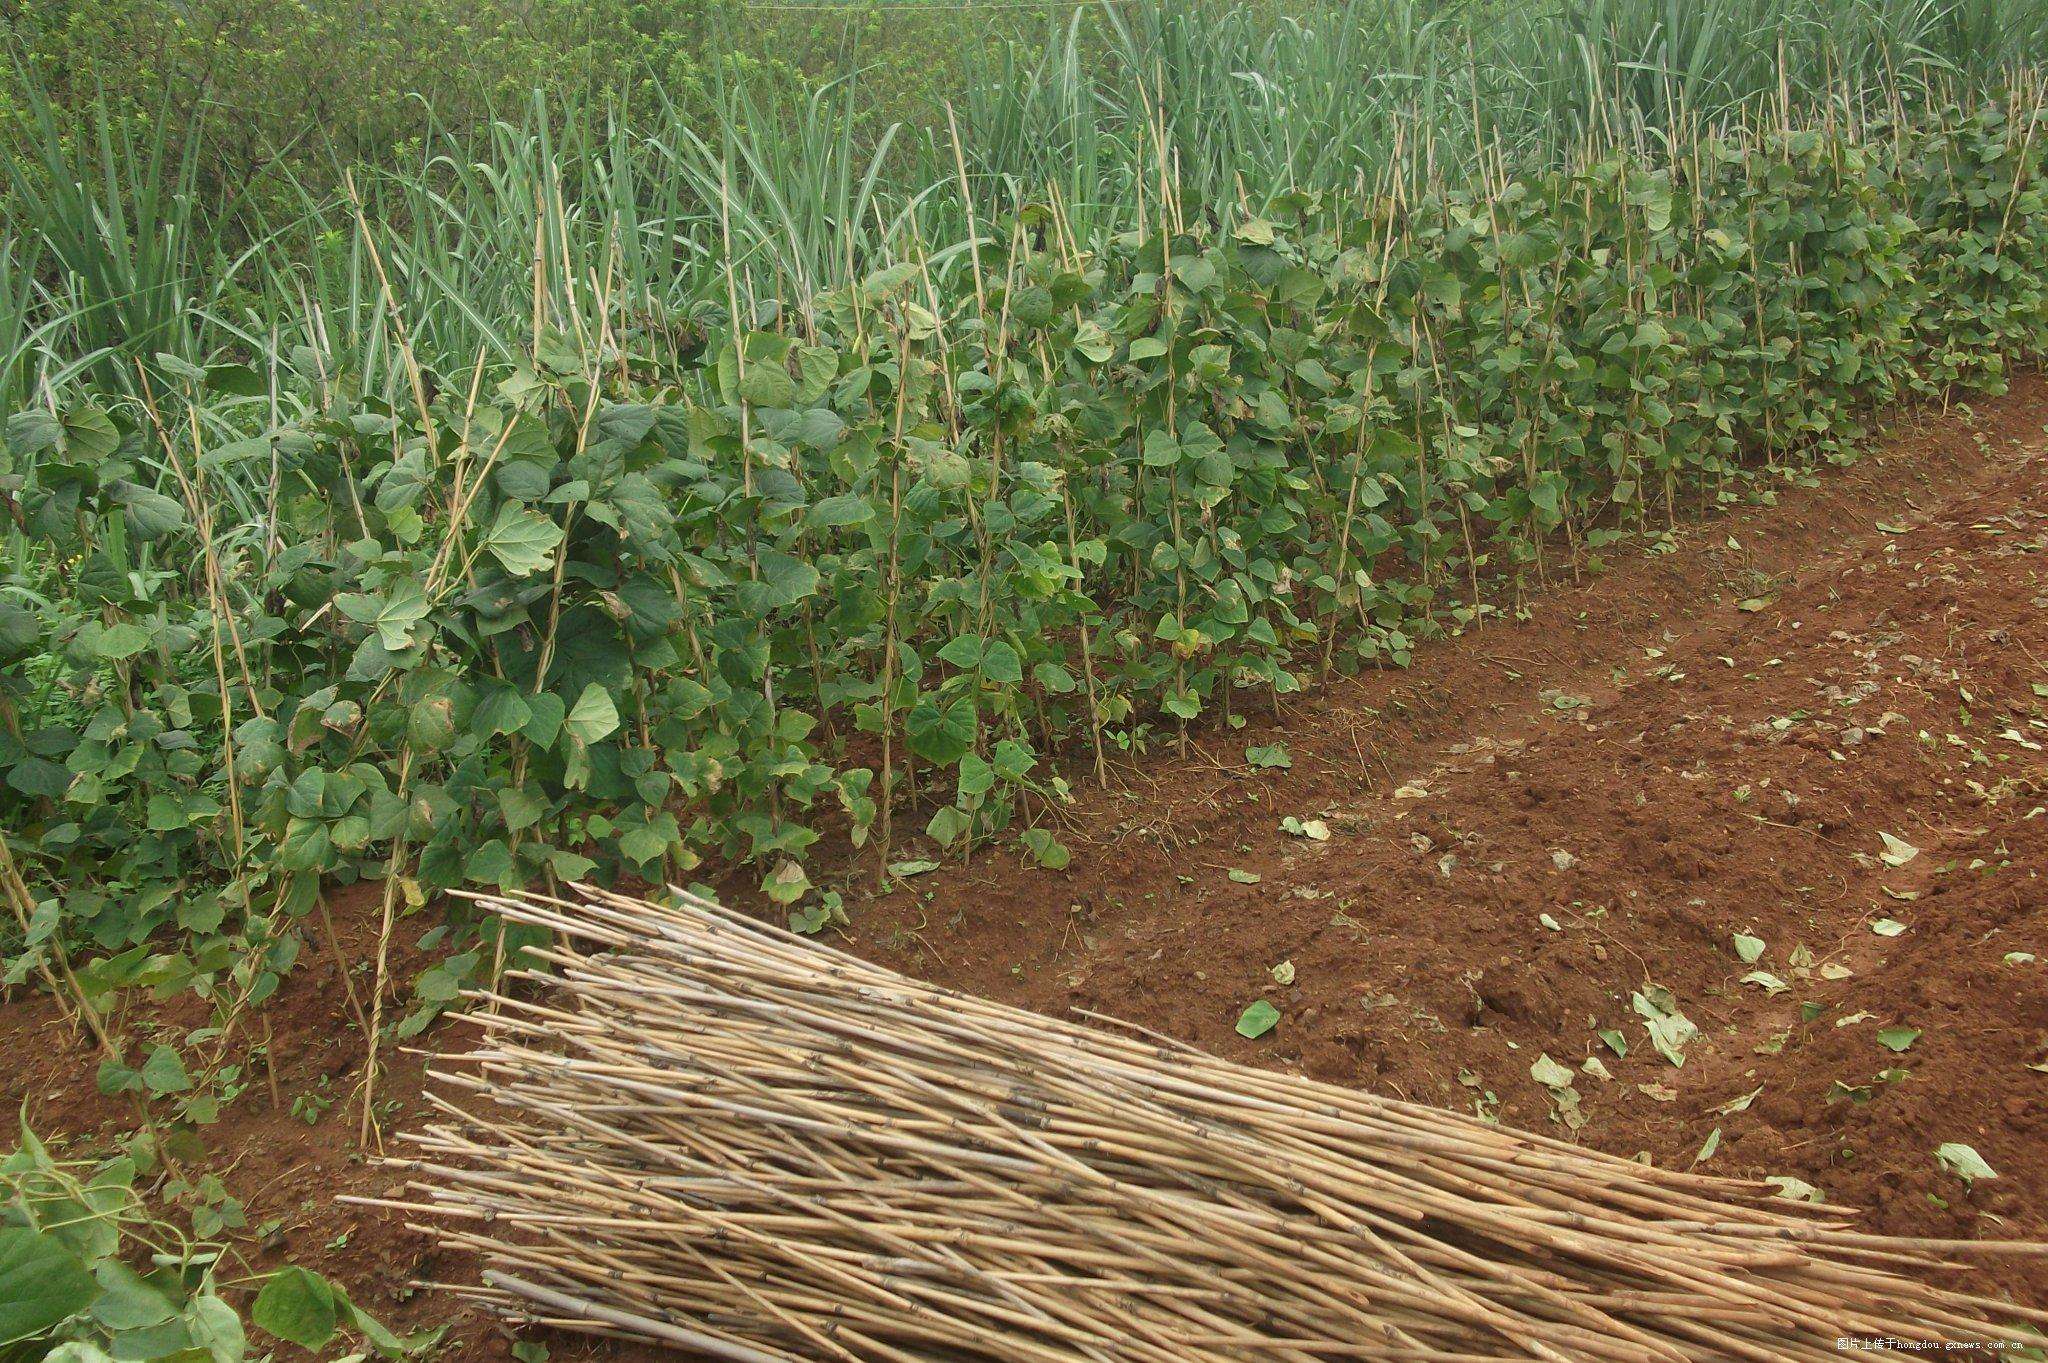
[{"x1": 2, "y1": 97, "x2": 2046, "y2": 1120}]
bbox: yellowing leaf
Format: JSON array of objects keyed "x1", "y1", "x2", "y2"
[
  {"x1": 1766, "y1": 1175, "x2": 1823, "y2": 1203},
  {"x1": 1935, "y1": 1143, "x2": 1997, "y2": 1182},
  {"x1": 562, "y1": 684, "x2": 621, "y2": 746}
]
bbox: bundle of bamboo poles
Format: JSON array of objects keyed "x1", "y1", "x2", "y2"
[{"x1": 374, "y1": 885, "x2": 2046, "y2": 1361}]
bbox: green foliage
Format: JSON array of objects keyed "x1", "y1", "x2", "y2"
[
  {"x1": 9, "y1": 0, "x2": 2047, "y2": 417},
  {"x1": 0, "y1": 1119, "x2": 407, "y2": 1359},
  {"x1": 2, "y1": 92, "x2": 2045, "y2": 992},
  {"x1": 3, "y1": 0, "x2": 2048, "y2": 1150},
  {"x1": 0, "y1": 0, "x2": 968, "y2": 215}
]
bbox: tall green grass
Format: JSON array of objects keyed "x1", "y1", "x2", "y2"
[
  {"x1": 1, "y1": 77, "x2": 216, "y2": 397},
  {"x1": 4, "y1": 0, "x2": 2046, "y2": 435}
]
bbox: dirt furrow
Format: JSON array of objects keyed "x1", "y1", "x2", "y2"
[{"x1": 858, "y1": 380, "x2": 2048, "y2": 1307}]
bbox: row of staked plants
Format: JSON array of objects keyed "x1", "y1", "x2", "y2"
[{"x1": 2, "y1": 86, "x2": 2046, "y2": 1140}]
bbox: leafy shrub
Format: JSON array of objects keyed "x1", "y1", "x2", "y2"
[
  {"x1": 0, "y1": 1120, "x2": 407, "y2": 1360},
  {"x1": 0, "y1": 93, "x2": 2044, "y2": 1094}
]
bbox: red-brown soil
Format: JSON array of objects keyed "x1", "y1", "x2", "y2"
[{"x1": 5, "y1": 380, "x2": 2046, "y2": 1361}]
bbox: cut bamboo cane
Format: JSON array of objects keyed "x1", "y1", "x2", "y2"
[{"x1": 367, "y1": 884, "x2": 2046, "y2": 1362}]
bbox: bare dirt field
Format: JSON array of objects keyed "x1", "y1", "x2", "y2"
[{"x1": 7, "y1": 378, "x2": 2045, "y2": 1361}]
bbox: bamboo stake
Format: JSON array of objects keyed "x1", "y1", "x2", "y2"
[{"x1": 368, "y1": 885, "x2": 2048, "y2": 1363}]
